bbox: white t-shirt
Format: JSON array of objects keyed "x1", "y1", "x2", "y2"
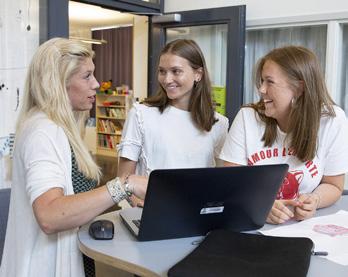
[
  {"x1": 118, "y1": 103, "x2": 229, "y2": 175},
  {"x1": 220, "y1": 106, "x2": 348, "y2": 195},
  {"x1": 0, "y1": 112, "x2": 84, "y2": 277}
]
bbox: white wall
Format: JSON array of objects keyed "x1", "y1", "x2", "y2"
[
  {"x1": 165, "y1": 0, "x2": 348, "y2": 21},
  {"x1": 0, "y1": 0, "x2": 39, "y2": 188},
  {"x1": 0, "y1": 0, "x2": 39, "y2": 137},
  {"x1": 133, "y1": 15, "x2": 148, "y2": 101}
]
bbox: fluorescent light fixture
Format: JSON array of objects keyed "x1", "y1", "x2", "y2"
[
  {"x1": 69, "y1": 36, "x2": 107, "y2": 45},
  {"x1": 91, "y1": 24, "x2": 133, "y2": 31}
]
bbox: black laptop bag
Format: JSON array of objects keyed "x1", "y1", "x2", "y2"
[{"x1": 168, "y1": 229, "x2": 313, "y2": 277}]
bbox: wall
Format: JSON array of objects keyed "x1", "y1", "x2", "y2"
[
  {"x1": 0, "y1": 0, "x2": 39, "y2": 137},
  {"x1": 133, "y1": 15, "x2": 148, "y2": 101},
  {"x1": 69, "y1": 24, "x2": 92, "y2": 40},
  {"x1": 0, "y1": 0, "x2": 39, "y2": 188},
  {"x1": 165, "y1": 0, "x2": 348, "y2": 21}
]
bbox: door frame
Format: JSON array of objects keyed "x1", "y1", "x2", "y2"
[
  {"x1": 39, "y1": 0, "x2": 163, "y2": 42},
  {"x1": 149, "y1": 6, "x2": 246, "y2": 122},
  {"x1": 41, "y1": 1, "x2": 246, "y2": 122}
]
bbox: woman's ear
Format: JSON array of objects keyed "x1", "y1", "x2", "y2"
[
  {"x1": 297, "y1": 80, "x2": 304, "y2": 97},
  {"x1": 195, "y1": 67, "x2": 203, "y2": 82}
]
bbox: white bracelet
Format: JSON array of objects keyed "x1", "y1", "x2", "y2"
[{"x1": 106, "y1": 177, "x2": 127, "y2": 204}]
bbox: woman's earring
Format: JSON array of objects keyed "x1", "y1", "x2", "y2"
[
  {"x1": 193, "y1": 80, "x2": 197, "y2": 88},
  {"x1": 291, "y1": 97, "x2": 297, "y2": 107}
]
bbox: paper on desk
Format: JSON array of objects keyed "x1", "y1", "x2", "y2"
[{"x1": 260, "y1": 210, "x2": 348, "y2": 266}]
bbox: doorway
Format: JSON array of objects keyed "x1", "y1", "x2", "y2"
[
  {"x1": 69, "y1": 1, "x2": 148, "y2": 101},
  {"x1": 69, "y1": 1, "x2": 149, "y2": 157}
]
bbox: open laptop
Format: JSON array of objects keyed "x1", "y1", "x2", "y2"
[{"x1": 119, "y1": 164, "x2": 289, "y2": 241}]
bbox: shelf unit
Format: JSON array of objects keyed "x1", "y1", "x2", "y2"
[{"x1": 96, "y1": 93, "x2": 133, "y2": 157}]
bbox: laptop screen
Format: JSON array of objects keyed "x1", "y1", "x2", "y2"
[{"x1": 120, "y1": 164, "x2": 289, "y2": 241}]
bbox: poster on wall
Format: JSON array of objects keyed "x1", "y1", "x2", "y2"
[{"x1": 212, "y1": 86, "x2": 226, "y2": 116}]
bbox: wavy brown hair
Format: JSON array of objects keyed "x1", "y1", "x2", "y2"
[
  {"x1": 249, "y1": 46, "x2": 335, "y2": 161},
  {"x1": 144, "y1": 39, "x2": 217, "y2": 132}
]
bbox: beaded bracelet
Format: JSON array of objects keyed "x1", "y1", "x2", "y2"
[
  {"x1": 106, "y1": 177, "x2": 127, "y2": 204},
  {"x1": 124, "y1": 174, "x2": 134, "y2": 197}
]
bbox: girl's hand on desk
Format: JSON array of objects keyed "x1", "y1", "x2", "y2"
[
  {"x1": 266, "y1": 199, "x2": 300, "y2": 224},
  {"x1": 293, "y1": 193, "x2": 318, "y2": 221}
]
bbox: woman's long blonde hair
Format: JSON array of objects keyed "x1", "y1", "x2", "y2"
[{"x1": 17, "y1": 37, "x2": 100, "y2": 180}]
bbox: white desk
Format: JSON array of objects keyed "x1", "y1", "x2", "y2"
[{"x1": 78, "y1": 196, "x2": 348, "y2": 277}]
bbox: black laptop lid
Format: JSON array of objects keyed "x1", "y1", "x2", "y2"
[{"x1": 137, "y1": 164, "x2": 289, "y2": 241}]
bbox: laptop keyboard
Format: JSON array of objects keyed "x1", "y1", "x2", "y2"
[{"x1": 132, "y1": 219, "x2": 141, "y2": 228}]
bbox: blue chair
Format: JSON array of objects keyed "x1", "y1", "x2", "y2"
[{"x1": 0, "y1": 188, "x2": 11, "y2": 264}]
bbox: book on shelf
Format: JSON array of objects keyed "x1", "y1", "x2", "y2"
[
  {"x1": 108, "y1": 108, "x2": 125, "y2": 118},
  {"x1": 98, "y1": 119, "x2": 107, "y2": 133},
  {"x1": 109, "y1": 121, "x2": 122, "y2": 133},
  {"x1": 108, "y1": 108, "x2": 117, "y2": 118},
  {"x1": 98, "y1": 107, "x2": 107, "y2": 116},
  {"x1": 97, "y1": 119, "x2": 104, "y2": 132},
  {"x1": 97, "y1": 133, "x2": 122, "y2": 149},
  {"x1": 106, "y1": 135, "x2": 113, "y2": 149},
  {"x1": 96, "y1": 93, "x2": 132, "y2": 156},
  {"x1": 97, "y1": 119, "x2": 123, "y2": 134}
]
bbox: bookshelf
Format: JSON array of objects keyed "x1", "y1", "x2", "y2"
[{"x1": 96, "y1": 92, "x2": 133, "y2": 157}]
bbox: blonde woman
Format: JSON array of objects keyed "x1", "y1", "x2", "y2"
[{"x1": 0, "y1": 38, "x2": 147, "y2": 277}]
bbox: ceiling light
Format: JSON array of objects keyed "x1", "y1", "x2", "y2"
[{"x1": 69, "y1": 36, "x2": 107, "y2": 45}]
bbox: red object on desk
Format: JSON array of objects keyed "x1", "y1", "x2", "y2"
[{"x1": 277, "y1": 171, "x2": 303, "y2": 200}]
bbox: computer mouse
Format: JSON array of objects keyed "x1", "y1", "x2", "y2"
[{"x1": 89, "y1": 219, "x2": 114, "y2": 240}]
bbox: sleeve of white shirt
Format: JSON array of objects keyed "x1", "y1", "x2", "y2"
[
  {"x1": 23, "y1": 130, "x2": 66, "y2": 205},
  {"x1": 117, "y1": 105, "x2": 142, "y2": 161},
  {"x1": 323, "y1": 108, "x2": 348, "y2": 175},
  {"x1": 219, "y1": 109, "x2": 248, "y2": 165},
  {"x1": 214, "y1": 115, "x2": 229, "y2": 159}
]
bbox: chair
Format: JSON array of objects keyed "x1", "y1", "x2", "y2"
[{"x1": 0, "y1": 188, "x2": 11, "y2": 264}]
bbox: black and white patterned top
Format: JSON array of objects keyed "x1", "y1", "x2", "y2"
[
  {"x1": 71, "y1": 147, "x2": 97, "y2": 277},
  {"x1": 71, "y1": 150, "x2": 97, "y2": 194}
]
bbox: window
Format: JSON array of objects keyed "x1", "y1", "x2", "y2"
[
  {"x1": 166, "y1": 25, "x2": 228, "y2": 88},
  {"x1": 340, "y1": 24, "x2": 348, "y2": 115},
  {"x1": 244, "y1": 25, "x2": 327, "y2": 104},
  {"x1": 338, "y1": 23, "x2": 348, "y2": 191}
]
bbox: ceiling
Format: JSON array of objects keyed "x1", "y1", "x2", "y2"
[{"x1": 69, "y1": 1, "x2": 134, "y2": 29}]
